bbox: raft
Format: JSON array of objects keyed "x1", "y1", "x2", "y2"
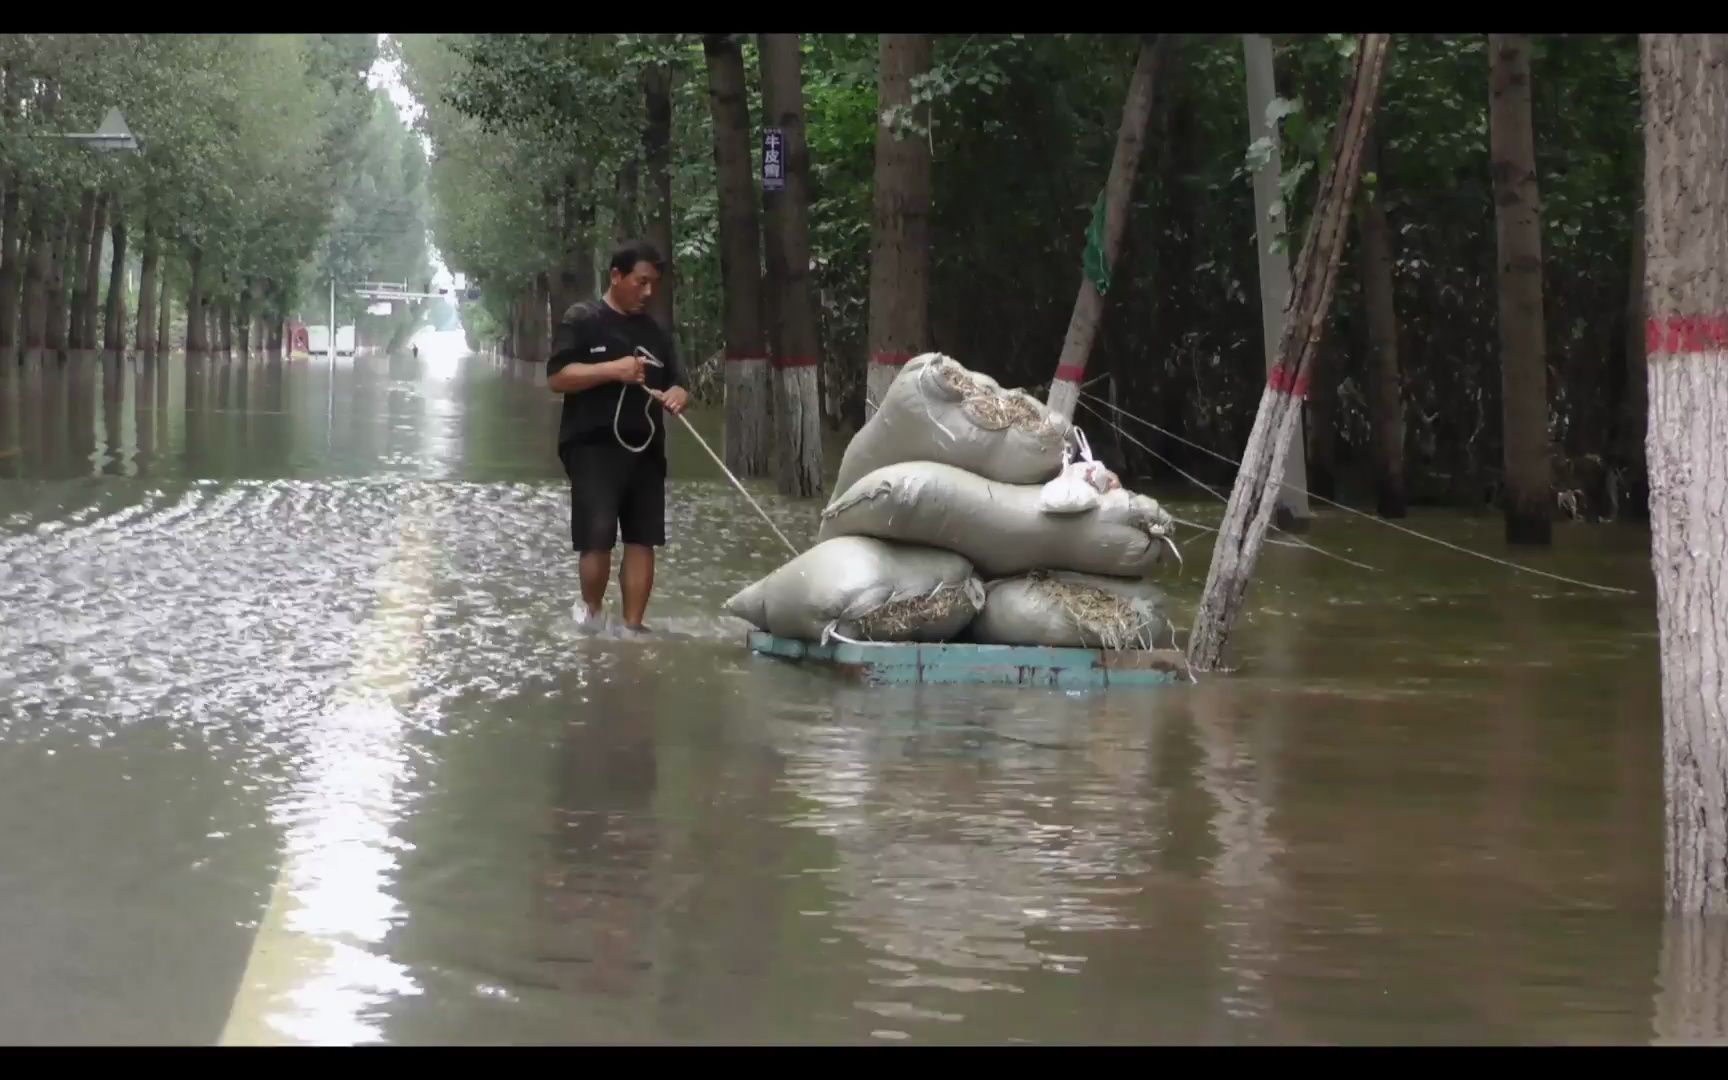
[{"x1": 745, "y1": 631, "x2": 1191, "y2": 689}]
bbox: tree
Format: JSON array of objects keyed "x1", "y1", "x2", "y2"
[
  {"x1": 1046, "y1": 35, "x2": 1166, "y2": 422},
  {"x1": 1187, "y1": 34, "x2": 1390, "y2": 674},
  {"x1": 1489, "y1": 33, "x2": 1553, "y2": 546},
  {"x1": 1357, "y1": 120, "x2": 1407, "y2": 518},
  {"x1": 702, "y1": 33, "x2": 773, "y2": 478},
  {"x1": 1241, "y1": 33, "x2": 1312, "y2": 527},
  {"x1": 1641, "y1": 32, "x2": 1728, "y2": 916},
  {"x1": 865, "y1": 34, "x2": 933, "y2": 419},
  {"x1": 642, "y1": 40, "x2": 676, "y2": 332},
  {"x1": 758, "y1": 33, "x2": 824, "y2": 498},
  {"x1": 103, "y1": 192, "x2": 126, "y2": 351}
]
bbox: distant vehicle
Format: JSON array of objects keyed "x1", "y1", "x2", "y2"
[
  {"x1": 336, "y1": 325, "x2": 356, "y2": 357},
  {"x1": 307, "y1": 325, "x2": 330, "y2": 355}
]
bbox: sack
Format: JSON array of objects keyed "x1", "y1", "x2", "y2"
[
  {"x1": 971, "y1": 570, "x2": 1173, "y2": 651},
  {"x1": 723, "y1": 535, "x2": 984, "y2": 643},
  {"x1": 818, "y1": 460, "x2": 1176, "y2": 579},
  {"x1": 833, "y1": 353, "x2": 1071, "y2": 497},
  {"x1": 1038, "y1": 429, "x2": 1121, "y2": 515}
]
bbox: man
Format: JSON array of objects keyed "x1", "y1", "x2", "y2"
[{"x1": 547, "y1": 241, "x2": 690, "y2": 632}]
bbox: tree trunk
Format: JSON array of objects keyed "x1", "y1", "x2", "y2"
[
  {"x1": 236, "y1": 278, "x2": 254, "y2": 357},
  {"x1": 1187, "y1": 34, "x2": 1389, "y2": 675},
  {"x1": 1641, "y1": 32, "x2": 1728, "y2": 916},
  {"x1": 46, "y1": 212, "x2": 71, "y2": 353},
  {"x1": 704, "y1": 32, "x2": 774, "y2": 479},
  {"x1": 155, "y1": 263, "x2": 170, "y2": 355},
  {"x1": 1047, "y1": 36, "x2": 1168, "y2": 424},
  {"x1": 614, "y1": 157, "x2": 640, "y2": 245},
  {"x1": 66, "y1": 193, "x2": 95, "y2": 349},
  {"x1": 185, "y1": 246, "x2": 206, "y2": 354},
  {"x1": 866, "y1": 33, "x2": 934, "y2": 420},
  {"x1": 0, "y1": 180, "x2": 21, "y2": 352},
  {"x1": 0, "y1": 61, "x2": 17, "y2": 351},
  {"x1": 1305, "y1": 339, "x2": 1339, "y2": 499},
  {"x1": 20, "y1": 200, "x2": 47, "y2": 350},
  {"x1": 81, "y1": 191, "x2": 107, "y2": 350},
  {"x1": 758, "y1": 32, "x2": 824, "y2": 498},
  {"x1": 643, "y1": 46, "x2": 676, "y2": 334},
  {"x1": 1242, "y1": 33, "x2": 1312, "y2": 527},
  {"x1": 103, "y1": 193, "x2": 127, "y2": 353},
  {"x1": 1357, "y1": 122, "x2": 1407, "y2": 518},
  {"x1": 220, "y1": 293, "x2": 234, "y2": 356},
  {"x1": 1489, "y1": 33, "x2": 1553, "y2": 546},
  {"x1": 553, "y1": 167, "x2": 589, "y2": 322},
  {"x1": 1615, "y1": 189, "x2": 1650, "y2": 522},
  {"x1": 135, "y1": 217, "x2": 158, "y2": 355}
]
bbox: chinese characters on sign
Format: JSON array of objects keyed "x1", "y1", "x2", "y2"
[{"x1": 762, "y1": 128, "x2": 785, "y2": 192}]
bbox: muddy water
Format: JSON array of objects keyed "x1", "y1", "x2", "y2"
[{"x1": 0, "y1": 341, "x2": 1717, "y2": 1045}]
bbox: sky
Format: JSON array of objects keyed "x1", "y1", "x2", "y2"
[{"x1": 367, "y1": 36, "x2": 455, "y2": 291}]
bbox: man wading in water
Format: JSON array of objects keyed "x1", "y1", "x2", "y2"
[{"x1": 547, "y1": 241, "x2": 690, "y2": 632}]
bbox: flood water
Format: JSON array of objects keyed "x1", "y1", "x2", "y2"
[{"x1": 0, "y1": 339, "x2": 1719, "y2": 1045}]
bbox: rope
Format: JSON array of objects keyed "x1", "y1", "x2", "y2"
[
  {"x1": 1078, "y1": 398, "x2": 1378, "y2": 573},
  {"x1": 1078, "y1": 390, "x2": 1638, "y2": 597}
]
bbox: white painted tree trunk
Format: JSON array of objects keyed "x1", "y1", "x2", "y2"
[
  {"x1": 1642, "y1": 32, "x2": 1728, "y2": 916},
  {"x1": 775, "y1": 362, "x2": 822, "y2": 497},
  {"x1": 1243, "y1": 33, "x2": 1310, "y2": 526}
]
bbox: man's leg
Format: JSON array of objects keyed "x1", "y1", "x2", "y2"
[
  {"x1": 578, "y1": 550, "x2": 611, "y2": 617},
  {"x1": 619, "y1": 544, "x2": 655, "y2": 629},
  {"x1": 617, "y1": 452, "x2": 667, "y2": 630},
  {"x1": 564, "y1": 441, "x2": 624, "y2": 622}
]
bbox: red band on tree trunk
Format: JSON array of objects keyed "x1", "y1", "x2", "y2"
[
  {"x1": 773, "y1": 355, "x2": 818, "y2": 369},
  {"x1": 1646, "y1": 315, "x2": 1728, "y2": 354},
  {"x1": 1053, "y1": 364, "x2": 1087, "y2": 384},
  {"x1": 724, "y1": 352, "x2": 767, "y2": 363}
]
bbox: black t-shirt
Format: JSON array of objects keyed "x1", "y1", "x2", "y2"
[{"x1": 546, "y1": 299, "x2": 686, "y2": 453}]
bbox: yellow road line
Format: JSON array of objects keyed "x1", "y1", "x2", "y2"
[{"x1": 218, "y1": 512, "x2": 437, "y2": 1046}]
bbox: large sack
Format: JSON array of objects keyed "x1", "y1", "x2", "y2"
[
  {"x1": 833, "y1": 353, "x2": 1071, "y2": 497},
  {"x1": 818, "y1": 461, "x2": 1176, "y2": 579},
  {"x1": 724, "y1": 535, "x2": 984, "y2": 643},
  {"x1": 971, "y1": 570, "x2": 1173, "y2": 651}
]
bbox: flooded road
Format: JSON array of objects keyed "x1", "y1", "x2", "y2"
[{"x1": 0, "y1": 339, "x2": 1715, "y2": 1044}]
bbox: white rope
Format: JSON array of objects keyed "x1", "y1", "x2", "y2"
[
  {"x1": 1078, "y1": 389, "x2": 1638, "y2": 597},
  {"x1": 1078, "y1": 398, "x2": 1379, "y2": 573}
]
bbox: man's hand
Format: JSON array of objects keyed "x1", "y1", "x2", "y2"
[
  {"x1": 653, "y1": 386, "x2": 690, "y2": 416},
  {"x1": 610, "y1": 355, "x2": 647, "y2": 384}
]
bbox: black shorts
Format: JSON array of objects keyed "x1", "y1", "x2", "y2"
[{"x1": 560, "y1": 440, "x2": 668, "y2": 551}]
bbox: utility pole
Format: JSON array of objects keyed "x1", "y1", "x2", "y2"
[{"x1": 328, "y1": 274, "x2": 336, "y2": 364}]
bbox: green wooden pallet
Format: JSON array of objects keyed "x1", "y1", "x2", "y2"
[{"x1": 745, "y1": 631, "x2": 1191, "y2": 689}]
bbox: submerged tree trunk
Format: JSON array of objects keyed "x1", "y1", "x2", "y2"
[
  {"x1": 1489, "y1": 33, "x2": 1553, "y2": 546},
  {"x1": 155, "y1": 262, "x2": 170, "y2": 355},
  {"x1": 758, "y1": 32, "x2": 824, "y2": 498},
  {"x1": 866, "y1": 33, "x2": 934, "y2": 421},
  {"x1": 66, "y1": 192, "x2": 95, "y2": 349},
  {"x1": 81, "y1": 191, "x2": 107, "y2": 350},
  {"x1": 704, "y1": 32, "x2": 773, "y2": 479},
  {"x1": 0, "y1": 61, "x2": 18, "y2": 351},
  {"x1": 103, "y1": 194, "x2": 127, "y2": 352},
  {"x1": 236, "y1": 278, "x2": 254, "y2": 357},
  {"x1": 1615, "y1": 191, "x2": 1650, "y2": 522},
  {"x1": 18, "y1": 200, "x2": 45, "y2": 349},
  {"x1": 136, "y1": 217, "x2": 158, "y2": 355},
  {"x1": 1047, "y1": 35, "x2": 1166, "y2": 423},
  {"x1": 45, "y1": 213, "x2": 71, "y2": 353},
  {"x1": 1641, "y1": 32, "x2": 1728, "y2": 917},
  {"x1": 643, "y1": 44, "x2": 676, "y2": 333},
  {"x1": 184, "y1": 246, "x2": 206, "y2": 354},
  {"x1": 220, "y1": 292, "x2": 234, "y2": 356},
  {"x1": 1242, "y1": 33, "x2": 1312, "y2": 527},
  {"x1": 1187, "y1": 34, "x2": 1389, "y2": 674},
  {"x1": 1357, "y1": 122, "x2": 1407, "y2": 518}
]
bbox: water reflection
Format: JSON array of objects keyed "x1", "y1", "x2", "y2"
[{"x1": 1653, "y1": 917, "x2": 1728, "y2": 1044}]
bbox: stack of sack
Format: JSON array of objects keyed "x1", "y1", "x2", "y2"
[{"x1": 724, "y1": 353, "x2": 1180, "y2": 651}]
